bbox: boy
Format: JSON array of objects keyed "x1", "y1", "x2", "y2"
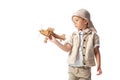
[{"x1": 49, "y1": 9, "x2": 102, "y2": 80}]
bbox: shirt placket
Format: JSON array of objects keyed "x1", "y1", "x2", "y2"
[{"x1": 78, "y1": 32, "x2": 84, "y2": 66}]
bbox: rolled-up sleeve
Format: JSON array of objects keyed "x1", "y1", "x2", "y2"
[
  {"x1": 64, "y1": 35, "x2": 73, "y2": 46},
  {"x1": 94, "y1": 33, "x2": 100, "y2": 48}
]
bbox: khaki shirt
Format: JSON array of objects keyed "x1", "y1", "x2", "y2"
[{"x1": 66, "y1": 29, "x2": 99, "y2": 67}]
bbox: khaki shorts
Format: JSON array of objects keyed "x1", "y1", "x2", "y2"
[{"x1": 68, "y1": 66, "x2": 91, "y2": 80}]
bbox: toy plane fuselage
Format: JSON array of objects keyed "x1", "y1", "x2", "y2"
[{"x1": 39, "y1": 27, "x2": 65, "y2": 43}]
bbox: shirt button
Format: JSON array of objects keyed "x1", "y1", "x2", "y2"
[
  {"x1": 83, "y1": 47, "x2": 85, "y2": 49},
  {"x1": 83, "y1": 63, "x2": 86, "y2": 65}
]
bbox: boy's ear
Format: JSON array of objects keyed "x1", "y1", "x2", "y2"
[{"x1": 84, "y1": 19, "x2": 88, "y2": 25}]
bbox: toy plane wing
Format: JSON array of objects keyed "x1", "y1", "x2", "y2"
[{"x1": 39, "y1": 27, "x2": 66, "y2": 43}]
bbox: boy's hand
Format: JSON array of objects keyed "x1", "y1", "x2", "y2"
[
  {"x1": 97, "y1": 67, "x2": 102, "y2": 75},
  {"x1": 49, "y1": 36, "x2": 57, "y2": 43}
]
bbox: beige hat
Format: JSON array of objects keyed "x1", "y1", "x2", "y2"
[{"x1": 72, "y1": 9, "x2": 97, "y2": 32}]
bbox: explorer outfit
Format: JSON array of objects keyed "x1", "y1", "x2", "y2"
[
  {"x1": 65, "y1": 9, "x2": 99, "y2": 80},
  {"x1": 65, "y1": 28, "x2": 99, "y2": 80}
]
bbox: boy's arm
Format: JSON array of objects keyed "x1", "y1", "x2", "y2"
[
  {"x1": 94, "y1": 46, "x2": 102, "y2": 75},
  {"x1": 49, "y1": 36, "x2": 72, "y2": 52}
]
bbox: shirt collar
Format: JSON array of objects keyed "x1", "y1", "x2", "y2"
[{"x1": 78, "y1": 28, "x2": 90, "y2": 35}]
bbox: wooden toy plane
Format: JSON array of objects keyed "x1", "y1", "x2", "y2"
[{"x1": 39, "y1": 27, "x2": 66, "y2": 43}]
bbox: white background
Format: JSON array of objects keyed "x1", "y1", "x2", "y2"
[{"x1": 0, "y1": 0, "x2": 120, "y2": 80}]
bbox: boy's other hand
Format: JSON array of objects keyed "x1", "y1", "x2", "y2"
[{"x1": 97, "y1": 67, "x2": 102, "y2": 75}]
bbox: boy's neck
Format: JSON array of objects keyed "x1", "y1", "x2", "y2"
[{"x1": 79, "y1": 27, "x2": 88, "y2": 31}]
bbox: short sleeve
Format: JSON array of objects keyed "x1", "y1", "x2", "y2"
[
  {"x1": 64, "y1": 34, "x2": 73, "y2": 46},
  {"x1": 93, "y1": 33, "x2": 100, "y2": 48}
]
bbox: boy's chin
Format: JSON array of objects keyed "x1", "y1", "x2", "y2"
[{"x1": 78, "y1": 28, "x2": 82, "y2": 30}]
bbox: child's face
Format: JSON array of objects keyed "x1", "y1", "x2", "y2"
[{"x1": 72, "y1": 16, "x2": 88, "y2": 31}]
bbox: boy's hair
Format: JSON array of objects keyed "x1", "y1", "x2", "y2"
[{"x1": 72, "y1": 9, "x2": 97, "y2": 32}]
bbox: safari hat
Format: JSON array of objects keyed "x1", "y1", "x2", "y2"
[{"x1": 72, "y1": 9, "x2": 97, "y2": 32}]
